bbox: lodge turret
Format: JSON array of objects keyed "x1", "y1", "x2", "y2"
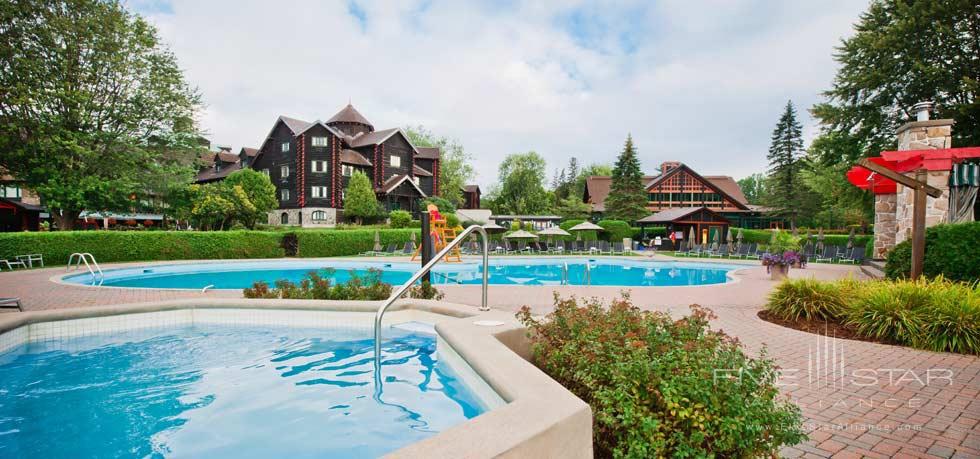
[{"x1": 242, "y1": 103, "x2": 440, "y2": 227}]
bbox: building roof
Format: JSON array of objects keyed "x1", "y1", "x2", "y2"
[
  {"x1": 216, "y1": 152, "x2": 239, "y2": 163},
  {"x1": 380, "y1": 174, "x2": 427, "y2": 197},
  {"x1": 583, "y1": 162, "x2": 750, "y2": 212},
  {"x1": 583, "y1": 175, "x2": 657, "y2": 211},
  {"x1": 348, "y1": 128, "x2": 399, "y2": 148},
  {"x1": 195, "y1": 163, "x2": 241, "y2": 183},
  {"x1": 416, "y1": 147, "x2": 440, "y2": 159},
  {"x1": 637, "y1": 207, "x2": 707, "y2": 223},
  {"x1": 0, "y1": 197, "x2": 43, "y2": 212},
  {"x1": 240, "y1": 147, "x2": 259, "y2": 157},
  {"x1": 463, "y1": 184, "x2": 480, "y2": 193},
  {"x1": 327, "y1": 103, "x2": 373, "y2": 129},
  {"x1": 702, "y1": 175, "x2": 748, "y2": 204},
  {"x1": 280, "y1": 115, "x2": 313, "y2": 135},
  {"x1": 340, "y1": 149, "x2": 373, "y2": 166},
  {"x1": 413, "y1": 164, "x2": 433, "y2": 177}
]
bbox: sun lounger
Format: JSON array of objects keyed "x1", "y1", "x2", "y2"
[
  {"x1": 0, "y1": 259, "x2": 27, "y2": 270},
  {"x1": 551, "y1": 241, "x2": 565, "y2": 254},
  {"x1": 814, "y1": 245, "x2": 839, "y2": 263},
  {"x1": 15, "y1": 254, "x2": 43, "y2": 268},
  {"x1": 744, "y1": 244, "x2": 763, "y2": 260},
  {"x1": 709, "y1": 244, "x2": 728, "y2": 258}
]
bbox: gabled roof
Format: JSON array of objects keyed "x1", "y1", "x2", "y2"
[
  {"x1": 583, "y1": 175, "x2": 657, "y2": 211},
  {"x1": 413, "y1": 164, "x2": 433, "y2": 177},
  {"x1": 348, "y1": 128, "x2": 399, "y2": 147},
  {"x1": 216, "y1": 152, "x2": 239, "y2": 163},
  {"x1": 280, "y1": 115, "x2": 313, "y2": 134},
  {"x1": 463, "y1": 184, "x2": 480, "y2": 193},
  {"x1": 643, "y1": 163, "x2": 749, "y2": 209},
  {"x1": 327, "y1": 103, "x2": 373, "y2": 129},
  {"x1": 416, "y1": 147, "x2": 440, "y2": 160},
  {"x1": 380, "y1": 174, "x2": 428, "y2": 197},
  {"x1": 636, "y1": 206, "x2": 729, "y2": 224},
  {"x1": 240, "y1": 147, "x2": 259, "y2": 157},
  {"x1": 340, "y1": 149, "x2": 372, "y2": 166},
  {"x1": 195, "y1": 162, "x2": 241, "y2": 183},
  {"x1": 702, "y1": 175, "x2": 748, "y2": 204}
]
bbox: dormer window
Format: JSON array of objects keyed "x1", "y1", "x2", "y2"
[{"x1": 281, "y1": 141, "x2": 290, "y2": 152}]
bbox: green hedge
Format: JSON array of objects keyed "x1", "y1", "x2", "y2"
[
  {"x1": 885, "y1": 222, "x2": 980, "y2": 282},
  {"x1": 596, "y1": 220, "x2": 631, "y2": 242},
  {"x1": 0, "y1": 231, "x2": 285, "y2": 265},
  {"x1": 294, "y1": 229, "x2": 421, "y2": 257},
  {"x1": 735, "y1": 228, "x2": 872, "y2": 247}
]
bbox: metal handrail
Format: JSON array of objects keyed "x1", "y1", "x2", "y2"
[
  {"x1": 585, "y1": 261, "x2": 592, "y2": 286},
  {"x1": 561, "y1": 262, "x2": 568, "y2": 285},
  {"x1": 373, "y1": 225, "x2": 490, "y2": 361},
  {"x1": 67, "y1": 252, "x2": 103, "y2": 285}
]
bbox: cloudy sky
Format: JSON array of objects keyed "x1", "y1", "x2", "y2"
[{"x1": 134, "y1": 0, "x2": 869, "y2": 189}]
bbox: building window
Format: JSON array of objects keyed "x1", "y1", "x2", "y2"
[
  {"x1": 281, "y1": 189, "x2": 290, "y2": 201},
  {"x1": 281, "y1": 141, "x2": 290, "y2": 152},
  {"x1": 342, "y1": 165, "x2": 354, "y2": 176},
  {"x1": 280, "y1": 165, "x2": 290, "y2": 178},
  {"x1": 1, "y1": 185, "x2": 21, "y2": 199},
  {"x1": 311, "y1": 137, "x2": 328, "y2": 147},
  {"x1": 311, "y1": 186, "x2": 328, "y2": 198},
  {"x1": 311, "y1": 210, "x2": 327, "y2": 223},
  {"x1": 413, "y1": 176, "x2": 420, "y2": 186},
  {"x1": 280, "y1": 212, "x2": 289, "y2": 225},
  {"x1": 261, "y1": 169, "x2": 270, "y2": 177},
  {"x1": 390, "y1": 155, "x2": 401, "y2": 168},
  {"x1": 312, "y1": 160, "x2": 328, "y2": 173}
]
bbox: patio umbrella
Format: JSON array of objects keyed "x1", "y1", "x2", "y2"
[
  {"x1": 504, "y1": 230, "x2": 538, "y2": 239},
  {"x1": 726, "y1": 228, "x2": 734, "y2": 254},
  {"x1": 791, "y1": 225, "x2": 799, "y2": 237},
  {"x1": 373, "y1": 230, "x2": 382, "y2": 252},
  {"x1": 736, "y1": 228, "x2": 744, "y2": 249},
  {"x1": 846, "y1": 227, "x2": 856, "y2": 249},
  {"x1": 688, "y1": 226, "x2": 697, "y2": 249},
  {"x1": 816, "y1": 228, "x2": 825, "y2": 252},
  {"x1": 569, "y1": 221, "x2": 603, "y2": 241},
  {"x1": 538, "y1": 226, "x2": 570, "y2": 243},
  {"x1": 711, "y1": 228, "x2": 720, "y2": 250}
]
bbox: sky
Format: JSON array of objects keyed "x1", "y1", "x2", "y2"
[{"x1": 132, "y1": 0, "x2": 870, "y2": 190}]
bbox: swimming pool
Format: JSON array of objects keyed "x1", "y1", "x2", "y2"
[
  {"x1": 0, "y1": 322, "x2": 487, "y2": 458},
  {"x1": 62, "y1": 259, "x2": 746, "y2": 289}
]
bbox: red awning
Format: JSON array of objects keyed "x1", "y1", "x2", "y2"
[
  {"x1": 880, "y1": 147, "x2": 980, "y2": 173},
  {"x1": 846, "y1": 157, "x2": 897, "y2": 194}
]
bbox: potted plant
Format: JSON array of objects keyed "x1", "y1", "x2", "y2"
[{"x1": 762, "y1": 251, "x2": 801, "y2": 280}]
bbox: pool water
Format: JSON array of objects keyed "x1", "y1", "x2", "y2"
[
  {"x1": 0, "y1": 324, "x2": 485, "y2": 458},
  {"x1": 63, "y1": 259, "x2": 742, "y2": 289}
]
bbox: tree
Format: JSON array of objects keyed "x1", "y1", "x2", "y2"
[
  {"x1": 191, "y1": 185, "x2": 234, "y2": 231},
  {"x1": 344, "y1": 171, "x2": 381, "y2": 224},
  {"x1": 491, "y1": 152, "x2": 551, "y2": 215},
  {"x1": 574, "y1": 163, "x2": 613, "y2": 200},
  {"x1": 766, "y1": 101, "x2": 806, "y2": 225},
  {"x1": 0, "y1": 0, "x2": 203, "y2": 229},
  {"x1": 737, "y1": 173, "x2": 770, "y2": 205},
  {"x1": 404, "y1": 126, "x2": 475, "y2": 208},
  {"x1": 555, "y1": 196, "x2": 592, "y2": 220},
  {"x1": 604, "y1": 135, "x2": 649, "y2": 222},
  {"x1": 812, "y1": 0, "x2": 980, "y2": 155},
  {"x1": 222, "y1": 169, "x2": 277, "y2": 228}
]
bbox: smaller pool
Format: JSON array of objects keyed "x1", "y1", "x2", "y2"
[{"x1": 62, "y1": 258, "x2": 746, "y2": 289}]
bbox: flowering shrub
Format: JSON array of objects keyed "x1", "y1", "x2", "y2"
[
  {"x1": 243, "y1": 268, "x2": 445, "y2": 301},
  {"x1": 517, "y1": 294, "x2": 805, "y2": 457},
  {"x1": 761, "y1": 251, "x2": 802, "y2": 272}
]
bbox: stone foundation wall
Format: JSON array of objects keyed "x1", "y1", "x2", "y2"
[
  {"x1": 873, "y1": 194, "x2": 897, "y2": 259},
  {"x1": 266, "y1": 207, "x2": 338, "y2": 228},
  {"x1": 894, "y1": 170, "x2": 950, "y2": 246}
]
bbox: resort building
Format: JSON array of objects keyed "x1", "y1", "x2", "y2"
[
  {"x1": 462, "y1": 185, "x2": 481, "y2": 209},
  {"x1": 583, "y1": 161, "x2": 779, "y2": 228},
  {"x1": 234, "y1": 103, "x2": 441, "y2": 227},
  {"x1": 0, "y1": 173, "x2": 43, "y2": 232}
]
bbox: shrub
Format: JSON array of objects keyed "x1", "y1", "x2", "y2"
[
  {"x1": 443, "y1": 212, "x2": 460, "y2": 228},
  {"x1": 517, "y1": 294, "x2": 805, "y2": 457},
  {"x1": 846, "y1": 278, "x2": 935, "y2": 345},
  {"x1": 243, "y1": 269, "x2": 444, "y2": 301},
  {"x1": 408, "y1": 281, "x2": 445, "y2": 300},
  {"x1": 765, "y1": 278, "x2": 852, "y2": 321},
  {"x1": 0, "y1": 230, "x2": 284, "y2": 265},
  {"x1": 735, "y1": 228, "x2": 872, "y2": 248},
  {"x1": 596, "y1": 219, "x2": 631, "y2": 242},
  {"x1": 294, "y1": 229, "x2": 420, "y2": 257},
  {"x1": 885, "y1": 222, "x2": 980, "y2": 282},
  {"x1": 421, "y1": 196, "x2": 457, "y2": 213},
  {"x1": 388, "y1": 210, "x2": 413, "y2": 228}
]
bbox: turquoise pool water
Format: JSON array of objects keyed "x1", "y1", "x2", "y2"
[
  {"x1": 63, "y1": 259, "x2": 743, "y2": 289},
  {"x1": 0, "y1": 324, "x2": 485, "y2": 458}
]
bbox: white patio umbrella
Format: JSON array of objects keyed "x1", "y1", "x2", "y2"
[
  {"x1": 688, "y1": 226, "x2": 697, "y2": 248},
  {"x1": 373, "y1": 230, "x2": 382, "y2": 252},
  {"x1": 504, "y1": 230, "x2": 538, "y2": 239},
  {"x1": 569, "y1": 221, "x2": 603, "y2": 241},
  {"x1": 537, "y1": 226, "x2": 571, "y2": 243}
]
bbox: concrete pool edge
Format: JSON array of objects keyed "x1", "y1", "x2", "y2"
[{"x1": 0, "y1": 298, "x2": 593, "y2": 458}]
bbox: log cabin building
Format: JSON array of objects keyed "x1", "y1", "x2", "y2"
[
  {"x1": 241, "y1": 103, "x2": 441, "y2": 227},
  {"x1": 583, "y1": 161, "x2": 781, "y2": 229}
]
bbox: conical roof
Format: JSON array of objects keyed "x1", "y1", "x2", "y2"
[{"x1": 326, "y1": 103, "x2": 373, "y2": 130}]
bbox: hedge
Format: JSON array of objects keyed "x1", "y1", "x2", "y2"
[
  {"x1": 596, "y1": 220, "x2": 631, "y2": 242},
  {"x1": 0, "y1": 231, "x2": 285, "y2": 265},
  {"x1": 294, "y1": 228, "x2": 421, "y2": 257},
  {"x1": 885, "y1": 222, "x2": 980, "y2": 282},
  {"x1": 734, "y1": 228, "x2": 872, "y2": 248}
]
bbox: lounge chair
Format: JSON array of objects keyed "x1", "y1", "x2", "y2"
[
  {"x1": 688, "y1": 246, "x2": 704, "y2": 257},
  {"x1": 551, "y1": 241, "x2": 565, "y2": 255},
  {"x1": 520, "y1": 242, "x2": 535, "y2": 254},
  {"x1": 400, "y1": 242, "x2": 414, "y2": 255},
  {"x1": 673, "y1": 244, "x2": 690, "y2": 257},
  {"x1": 839, "y1": 247, "x2": 865, "y2": 264},
  {"x1": 16, "y1": 254, "x2": 43, "y2": 268},
  {"x1": 709, "y1": 244, "x2": 728, "y2": 258},
  {"x1": 0, "y1": 298, "x2": 22, "y2": 311},
  {"x1": 814, "y1": 245, "x2": 838, "y2": 263},
  {"x1": 744, "y1": 244, "x2": 763, "y2": 260},
  {"x1": 612, "y1": 242, "x2": 624, "y2": 255},
  {"x1": 0, "y1": 259, "x2": 27, "y2": 270},
  {"x1": 599, "y1": 241, "x2": 613, "y2": 255}
]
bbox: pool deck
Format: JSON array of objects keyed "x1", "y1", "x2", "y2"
[{"x1": 1, "y1": 255, "x2": 979, "y2": 458}]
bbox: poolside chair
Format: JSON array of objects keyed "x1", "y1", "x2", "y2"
[
  {"x1": 400, "y1": 242, "x2": 414, "y2": 255},
  {"x1": 492, "y1": 241, "x2": 507, "y2": 254},
  {"x1": 709, "y1": 244, "x2": 728, "y2": 258},
  {"x1": 814, "y1": 245, "x2": 838, "y2": 263},
  {"x1": 538, "y1": 241, "x2": 551, "y2": 253},
  {"x1": 0, "y1": 259, "x2": 27, "y2": 270},
  {"x1": 734, "y1": 243, "x2": 750, "y2": 259},
  {"x1": 381, "y1": 243, "x2": 399, "y2": 256},
  {"x1": 551, "y1": 240, "x2": 565, "y2": 255},
  {"x1": 839, "y1": 247, "x2": 865, "y2": 265},
  {"x1": 612, "y1": 242, "x2": 624, "y2": 255},
  {"x1": 744, "y1": 244, "x2": 764, "y2": 260},
  {"x1": 0, "y1": 298, "x2": 22, "y2": 311},
  {"x1": 15, "y1": 254, "x2": 43, "y2": 268},
  {"x1": 599, "y1": 241, "x2": 613, "y2": 255},
  {"x1": 520, "y1": 241, "x2": 535, "y2": 254},
  {"x1": 673, "y1": 244, "x2": 690, "y2": 257},
  {"x1": 688, "y1": 245, "x2": 704, "y2": 258}
]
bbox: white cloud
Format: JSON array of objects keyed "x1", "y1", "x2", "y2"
[{"x1": 139, "y1": 0, "x2": 869, "y2": 188}]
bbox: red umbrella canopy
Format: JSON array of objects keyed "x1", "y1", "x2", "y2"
[{"x1": 846, "y1": 157, "x2": 897, "y2": 194}]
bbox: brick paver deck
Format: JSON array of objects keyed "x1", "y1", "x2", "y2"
[{"x1": 1, "y1": 257, "x2": 978, "y2": 458}]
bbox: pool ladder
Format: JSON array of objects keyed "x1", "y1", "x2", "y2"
[
  {"x1": 67, "y1": 252, "x2": 104, "y2": 286},
  {"x1": 373, "y1": 224, "x2": 490, "y2": 362},
  {"x1": 560, "y1": 262, "x2": 591, "y2": 286}
]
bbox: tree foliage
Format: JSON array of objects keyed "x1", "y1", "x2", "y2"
[
  {"x1": 736, "y1": 173, "x2": 769, "y2": 205},
  {"x1": 486, "y1": 151, "x2": 551, "y2": 215},
  {"x1": 812, "y1": 0, "x2": 980, "y2": 153},
  {"x1": 766, "y1": 101, "x2": 807, "y2": 225},
  {"x1": 221, "y1": 169, "x2": 277, "y2": 228},
  {"x1": 343, "y1": 171, "x2": 382, "y2": 224},
  {"x1": 404, "y1": 125, "x2": 474, "y2": 208},
  {"x1": 177, "y1": 169, "x2": 276, "y2": 230},
  {"x1": 604, "y1": 135, "x2": 649, "y2": 222},
  {"x1": 0, "y1": 0, "x2": 203, "y2": 229}
]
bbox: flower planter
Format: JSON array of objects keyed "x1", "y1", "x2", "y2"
[{"x1": 769, "y1": 264, "x2": 789, "y2": 281}]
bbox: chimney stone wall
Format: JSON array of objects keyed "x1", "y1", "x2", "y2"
[{"x1": 892, "y1": 119, "x2": 954, "y2": 247}]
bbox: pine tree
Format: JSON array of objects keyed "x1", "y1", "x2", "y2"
[
  {"x1": 766, "y1": 101, "x2": 805, "y2": 225},
  {"x1": 604, "y1": 135, "x2": 649, "y2": 222}
]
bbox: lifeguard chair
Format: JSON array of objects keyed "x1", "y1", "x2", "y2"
[{"x1": 411, "y1": 204, "x2": 462, "y2": 262}]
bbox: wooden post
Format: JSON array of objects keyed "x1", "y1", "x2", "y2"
[
  {"x1": 420, "y1": 212, "x2": 432, "y2": 283},
  {"x1": 911, "y1": 169, "x2": 927, "y2": 279}
]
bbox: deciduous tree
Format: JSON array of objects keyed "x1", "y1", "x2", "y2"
[
  {"x1": 404, "y1": 126, "x2": 474, "y2": 208},
  {"x1": 490, "y1": 152, "x2": 551, "y2": 215},
  {"x1": 344, "y1": 171, "x2": 381, "y2": 224}
]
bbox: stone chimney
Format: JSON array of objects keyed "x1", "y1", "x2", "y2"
[
  {"x1": 660, "y1": 161, "x2": 681, "y2": 174},
  {"x1": 893, "y1": 103, "x2": 954, "y2": 246}
]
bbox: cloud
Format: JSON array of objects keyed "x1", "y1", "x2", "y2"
[{"x1": 138, "y1": 0, "x2": 868, "y2": 188}]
